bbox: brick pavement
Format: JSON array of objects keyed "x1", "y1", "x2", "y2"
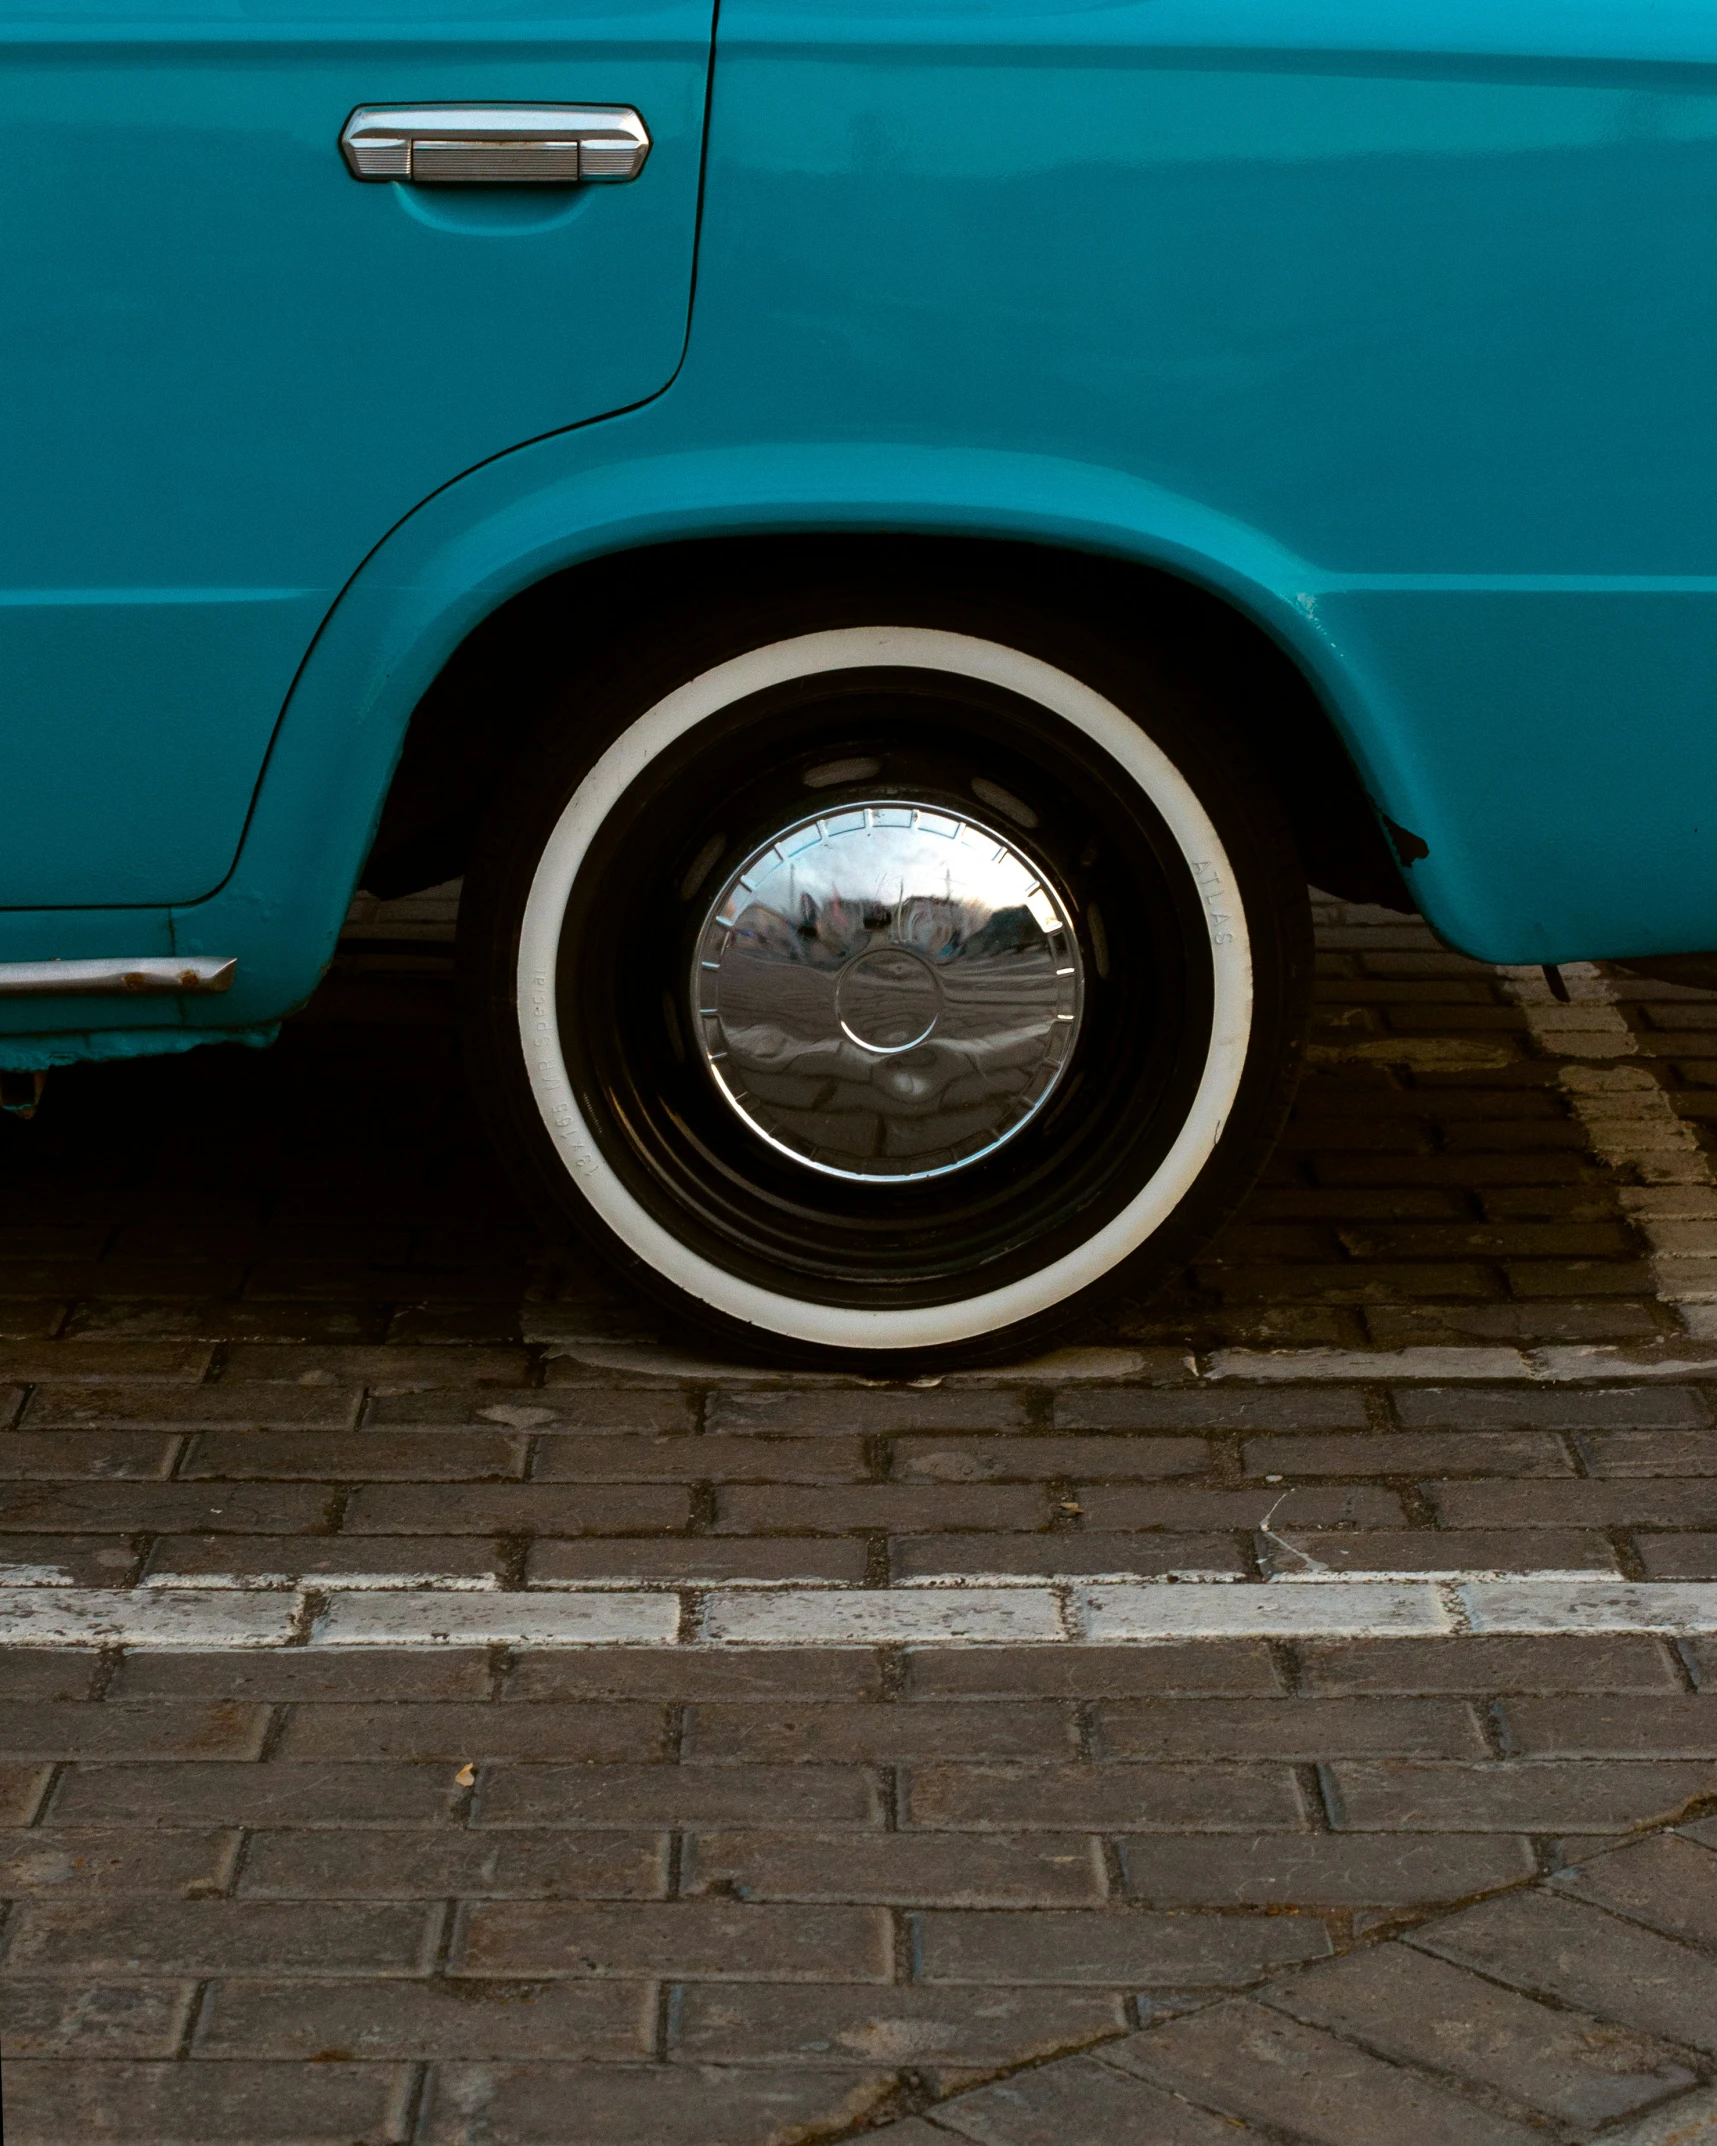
[{"x1": 4, "y1": 891, "x2": 1717, "y2": 2140}]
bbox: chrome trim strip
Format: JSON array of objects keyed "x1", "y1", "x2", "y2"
[{"x1": 0, "y1": 958, "x2": 237, "y2": 998}]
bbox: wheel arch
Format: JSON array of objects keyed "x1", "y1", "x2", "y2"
[{"x1": 361, "y1": 529, "x2": 1410, "y2": 913}]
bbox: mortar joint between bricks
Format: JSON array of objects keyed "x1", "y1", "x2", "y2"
[
  {"x1": 679, "y1": 1587, "x2": 710, "y2": 1643},
  {"x1": 287, "y1": 1589, "x2": 324, "y2": 1647},
  {"x1": 1211, "y1": 1430, "x2": 1246, "y2": 1488},
  {"x1": 1267, "y1": 1637, "x2": 1304, "y2": 1697},
  {"x1": 395, "y1": 2061, "x2": 433, "y2": 2146},
  {"x1": 1309, "y1": 1761, "x2": 1342, "y2": 1831},
  {"x1": 892, "y1": 1907, "x2": 919, "y2": 1986},
  {"x1": 253, "y1": 1698, "x2": 292, "y2": 1764},
  {"x1": 172, "y1": 1979, "x2": 214, "y2": 2062},
  {"x1": 203, "y1": 1339, "x2": 230, "y2": 1385},
  {"x1": 864, "y1": 1533, "x2": 892, "y2": 1588},
  {"x1": 86, "y1": 1643, "x2": 125, "y2": 1700},
  {"x1": 665, "y1": 1699, "x2": 690, "y2": 1762},
  {"x1": 1481, "y1": 1695, "x2": 1516, "y2": 1761},
  {"x1": 1610, "y1": 1528, "x2": 1650, "y2": 1583},
  {"x1": 1362, "y1": 1384, "x2": 1395, "y2": 1432},
  {"x1": 484, "y1": 1642, "x2": 512, "y2": 1698},
  {"x1": 493, "y1": 1534, "x2": 531, "y2": 1591},
  {"x1": 655, "y1": 1982, "x2": 683, "y2": 2061},
  {"x1": 883, "y1": 1762, "x2": 904, "y2": 1833},
  {"x1": 877, "y1": 1644, "x2": 909, "y2": 1702},
  {"x1": 687, "y1": 1480, "x2": 718, "y2": 1534},
  {"x1": 1074, "y1": 1697, "x2": 1103, "y2": 1764},
  {"x1": 665, "y1": 1831, "x2": 687, "y2": 1900},
  {"x1": 1673, "y1": 1637, "x2": 1707, "y2": 1692},
  {"x1": 864, "y1": 1431, "x2": 891, "y2": 1483}
]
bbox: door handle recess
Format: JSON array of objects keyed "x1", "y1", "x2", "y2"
[{"x1": 340, "y1": 105, "x2": 649, "y2": 185}]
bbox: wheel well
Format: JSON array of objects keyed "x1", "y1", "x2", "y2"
[{"x1": 360, "y1": 534, "x2": 1411, "y2": 911}]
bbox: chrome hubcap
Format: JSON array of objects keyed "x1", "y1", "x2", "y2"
[{"x1": 692, "y1": 802, "x2": 1084, "y2": 1180}]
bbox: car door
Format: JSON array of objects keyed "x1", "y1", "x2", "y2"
[{"x1": 0, "y1": 0, "x2": 712, "y2": 909}]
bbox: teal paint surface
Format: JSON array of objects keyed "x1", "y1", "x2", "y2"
[
  {"x1": 0, "y1": 0, "x2": 714, "y2": 906},
  {"x1": 6, "y1": 0, "x2": 1717, "y2": 1061}
]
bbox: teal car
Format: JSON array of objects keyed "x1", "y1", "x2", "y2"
[{"x1": 4, "y1": 0, "x2": 1715, "y2": 1366}]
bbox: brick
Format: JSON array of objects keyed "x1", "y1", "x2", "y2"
[
  {"x1": 237, "y1": 1827, "x2": 668, "y2": 1900},
  {"x1": 65, "y1": 1301, "x2": 387, "y2": 1344},
  {"x1": 892, "y1": 1534, "x2": 1246, "y2": 1581},
  {"x1": 708, "y1": 1390, "x2": 1030, "y2": 1436},
  {"x1": 418, "y1": 2065, "x2": 891, "y2": 2146},
  {"x1": 107, "y1": 1649, "x2": 492, "y2": 1701},
  {"x1": 1080, "y1": 1485, "x2": 1406, "y2": 1530},
  {"x1": 0, "y1": 1650, "x2": 101, "y2": 1699},
  {"x1": 1580, "y1": 1429, "x2": 1717, "y2": 1475},
  {"x1": 1504, "y1": 1695, "x2": 1717, "y2": 1756},
  {"x1": 456, "y1": 1899, "x2": 891, "y2": 1980},
  {"x1": 196, "y1": 1977, "x2": 654, "y2": 2059},
  {"x1": 1637, "y1": 1533, "x2": 1717, "y2": 1577},
  {"x1": 0, "y1": 1481, "x2": 332, "y2": 1532},
  {"x1": 1327, "y1": 1759, "x2": 1717, "y2": 1831},
  {"x1": 476, "y1": 1763, "x2": 880, "y2": 1829},
  {"x1": 502, "y1": 1384, "x2": 697, "y2": 1430},
  {"x1": 1120, "y1": 1832, "x2": 1536, "y2": 1905},
  {"x1": 907, "y1": 1764, "x2": 1304, "y2": 1833},
  {"x1": 1368, "y1": 1300, "x2": 1658, "y2": 1343},
  {"x1": 274, "y1": 1701, "x2": 666, "y2": 1764},
  {"x1": 1318, "y1": 1153, "x2": 1584, "y2": 1185},
  {"x1": 1242, "y1": 1431, "x2": 1570, "y2": 1477},
  {"x1": 1415, "y1": 1888, "x2": 1717, "y2": 2053},
  {"x1": 1098, "y1": 1698, "x2": 1485, "y2": 1760},
  {"x1": 181, "y1": 1430, "x2": 527, "y2": 1478},
  {"x1": 1430, "y1": 1479, "x2": 1717, "y2": 1527},
  {"x1": 0, "y1": 1433, "x2": 180, "y2": 1479},
  {"x1": 142, "y1": 1533, "x2": 505, "y2": 1588},
  {"x1": 892, "y1": 1436, "x2": 1210, "y2": 1482},
  {"x1": 49, "y1": 1761, "x2": 460, "y2": 1826},
  {"x1": 686, "y1": 1701, "x2": 1072, "y2": 1764},
  {"x1": 1246, "y1": 1188, "x2": 1468, "y2": 1218},
  {"x1": 1199, "y1": 1262, "x2": 1496, "y2": 1300},
  {"x1": 1271, "y1": 1942, "x2": 1695, "y2": 2126},
  {"x1": 0, "y1": 1342, "x2": 213, "y2": 1382},
  {"x1": 504, "y1": 1648, "x2": 882, "y2": 1703},
  {"x1": 0, "y1": 1702, "x2": 268, "y2": 1762},
  {"x1": 22, "y1": 1383, "x2": 361, "y2": 1429},
  {"x1": 1553, "y1": 1831, "x2": 1717, "y2": 1947},
  {"x1": 387, "y1": 1305, "x2": 522, "y2": 1343},
  {"x1": 675, "y1": 1983, "x2": 1125, "y2": 2066},
  {"x1": 374, "y1": 1390, "x2": 692, "y2": 1434},
  {"x1": 1057, "y1": 1388, "x2": 1367, "y2": 1432},
  {"x1": 7, "y1": 1897, "x2": 436, "y2": 1975},
  {"x1": 1398, "y1": 1386, "x2": 1708, "y2": 1429},
  {"x1": 0, "y1": 1982, "x2": 192, "y2": 2058},
  {"x1": 1113, "y1": 1998, "x2": 1541, "y2": 2146},
  {"x1": 1, "y1": 2059, "x2": 413, "y2": 2143},
  {"x1": 1265, "y1": 1527, "x2": 1619, "y2": 1574},
  {"x1": 929, "y1": 2055, "x2": 1267, "y2": 2145},
  {"x1": 0, "y1": 1828, "x2": 237, "y2": 1896},
  {"x1": 713, "y1": 1485, "x2": 1046, "y2": 1533},
  {"x1": 0, "y1": 1537, "x2": 143, "y2": 1587},
  {"x1": 908, "y1": 1643, "x2": 1282, "y2": 1699},
  {"x1": 340, "y1": 1482, "x2": 690, "y2": 1533},
  {"x1": 1340, "y1": 1222, "x2": 1631, "y2": 1256},
  {"x1": 1299, "y1": 1635, "x2": 1681, "y2": 1694},
  {"x1": 533, "y1": 1434, "x2": 868, "y2": 1481},
  {"x1": 685, "y1": 1830, "x2": 1106, "y2": 1906},
  {"x1": 1506, "y1": 1258, "x2": 1661, "y2": 1295},
  {"x1": 527, "y1": 1537, "x2": 868, "y2": 1586},
  {"x1": 0, "y1": 1764, "x2": 51, "y2": 1822},
  {"x1": 915, "y1": 1907, "x2": 1328, "y2": 1989},
  {"x1": 219, "y1": 1343, "x2": 531, "y2": 1386}
]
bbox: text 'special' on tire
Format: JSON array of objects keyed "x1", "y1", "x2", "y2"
[{"x1": 460, "y1": 591, "x2": 1312, "y2": 1371}]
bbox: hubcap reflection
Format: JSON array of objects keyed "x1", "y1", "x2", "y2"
[{"x1": 692, "y1": 803, "x2": 1084, "y2": 1180}]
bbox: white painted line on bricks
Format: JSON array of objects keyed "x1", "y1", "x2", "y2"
[
  {"x1": 1081, "y1": 1580, "x2": 1448, "y2": 1640},
  {"x1": 699, "y1": 1588, "x2": 1067, "y2": 1646},
  {"x1": 0, "y1": 1589, "x2": 297, "y2": 1647},
  {"x1": 11, "y1": 1575, "x2": 1717, "y2": 1646},
  {"x1": 1460, "y1": 1579, "x2": 1717, "y2": 1635},
  {"x1": 143, "y1": 1571, "x2": 501, "y2": 1592},
  {"x1": 311, "y1": 1591, "x2": 680, "y2": 1647}
]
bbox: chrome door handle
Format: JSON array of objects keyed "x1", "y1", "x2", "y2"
[{"x1": 340, "y1": 105, "x2": 649, "y2": 185}]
